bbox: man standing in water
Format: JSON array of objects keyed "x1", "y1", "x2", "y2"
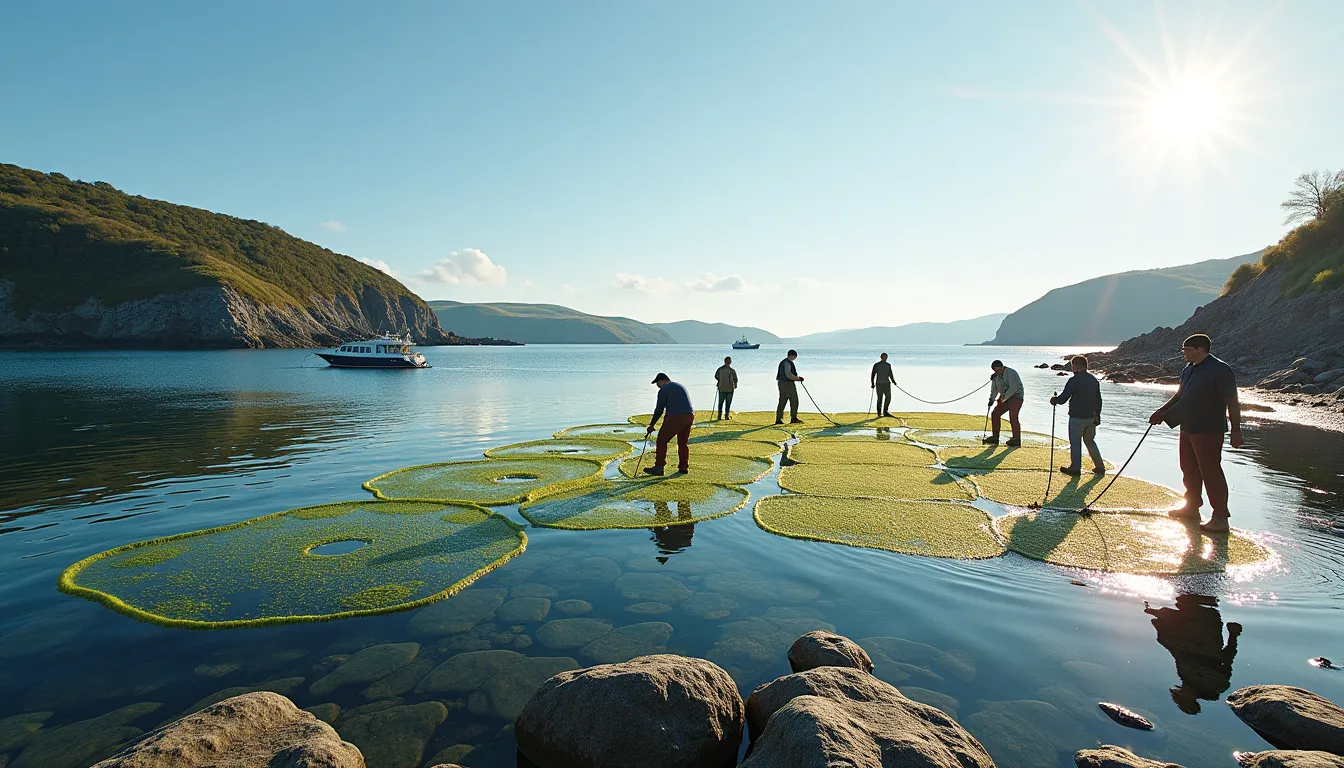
[
  {"x1": 713, "y1": 356, "x2": 738, "y2": 420},
  {"x1": 643, "y1": 373, "x2": 694, "y2": 476},
  {"x1": 984, "y1": 359, "x2": 1025, "y2": 446},
  {"x1": 871, "y1": 352, "x2": 897, "y2": 418},
  {"x1": 776, "y1": 349, "x2": 804, "y2": 424},
  {"x1": 1051, "y1": 355, "x2": 1104, "y2": 476},
  {"x1": 1149, "y1": 334, "x2": 1242, "y2": 533}
]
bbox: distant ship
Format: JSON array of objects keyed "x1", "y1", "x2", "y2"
[
  {"x1": 316, "y1": 332, "x2": 430, "y2": 368},
  {"x1": 731, "y1": 336, "x2": 760, "y2": 350}
]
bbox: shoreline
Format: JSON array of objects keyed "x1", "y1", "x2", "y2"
[{"x1": 1117, "y1": 381, "x2": 1344, "y2": 434}]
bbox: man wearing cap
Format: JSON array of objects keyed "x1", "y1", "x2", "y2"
[
  {"x1": 776, "y1": 349, "x2": 805, "y2": 425},
  {"x1": 713, "y1": 356, "x2": 738, "y2": 420},
  {"x1": 644, "y1": 373, "x2": 695, "y2": 476},
  {"x1": 871, "y1": 352, "x2": 896, "y2": 418},
  {"x1": 984, "y1": 359, "x2": 1025, "y2": 446},
  {"x1": 1149, "y1": 334, "x2": 1242, "y2": 534}
]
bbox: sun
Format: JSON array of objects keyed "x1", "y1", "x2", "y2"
[{"x1": 1146, "y1": 75, "x2": 1227, "y2": 143}]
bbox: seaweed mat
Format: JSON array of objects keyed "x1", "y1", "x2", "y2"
[{"x1": 755, "y1": 496, "x2": 1005, "y2": 559}]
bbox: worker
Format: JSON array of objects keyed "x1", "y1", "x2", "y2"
[
  {"x1": 643, "y1": 373, "x2": 694, "y2": 476},
  {"x1": 984, "y1": 359, "x2": 1025, "y2": 446},
  {"x1": 871, "y1": 353, "x2": 896, "y2": 418},
  {"x1": 1051, "y1": 355, "x2": 1104, "y2": 475},
  {"x1": 714, "y1": 356, "x2": 738, "y2": 420},
  {"x1": 775, "y1": 349, "x2": 804, "y2": 425}
]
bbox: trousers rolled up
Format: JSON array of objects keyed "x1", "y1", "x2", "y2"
[
  {"x1": 1179, "y1": 431, "x2": 1229, "y2": 517},
  {"x1": 1067, "y1": 416, "x2": 1104, "y2": 471},
  {"x1": 991, "y1": 395, "x2": 1023, "y2": 440},
  {"x1": 654, "y1": 413, "x2": 695, "y2": 472},
  {"x1": 716, "y1": 390, "x2": 734, "y2": 419},
  {"x1": 875, "y1": 383, "x2": 892, "y2": 415},
  {"x1": 776, "y1": 380, "x2": 799, "y2": 422}
]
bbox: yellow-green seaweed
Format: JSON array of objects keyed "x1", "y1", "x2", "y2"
[
  {"x1": 964, "y1": 470, "x2": 1181, "y2": 511},
  {"x1": 937, "y1": 446, "x2": 1112, "y2": 472},
  {"x1": 483, "y1": 438, "x2": 632, "y2": 462},
  {"x1": 687, "y1": 438, "x2": 783, "y2": 460},
  {"x1": 908, "y1": 429, "x2": 1064, "y2": 448},
  {"x1": 365, "y1": 457, "x2": 603, "y2": 505},
  {"x1": 112, "y1": 547, "x2": 185, "y2": 568},
  {"x1": 754, "y1": 496, "x2": 1005, "y2": 559},
  {"x1": 690, "y1": 424, "x2": 795, "y2": 445},
  {"x1": 892, "y1": 412, "x2": 990, "y2": 431},
  {"x1": 520, "y1": 480, "x2": 749, "y2": 530},
  {"x1": 554, "y1": 423, "x2": 650, "y2": 442},
  {"x1": 58, "y1": 500, "x2": 526, "y2": 629},
  {"x1": 788, "y1": 438, "x2": 935, "y2": 467},
  {"x1": 617, "y1": 452, "x2": 772, "y2": 485},
  {"x1": 778, "y1": 464, "x2": 975, "y2": 501},
  {"x1": 995, "y1": 509, "x2": 1273, "y2": 574}
]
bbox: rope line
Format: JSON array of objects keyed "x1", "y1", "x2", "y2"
[
  {"x1": 1077, "y1": 424, "x2": 1155, "y2": 515},
  {"x1": 799, "y1": 381, "x2": 840, "y2": 425},
  {"x1": 894, "y1": 379, "x2": 991, "y2": 405},
  {"x1": 1039, "y1": 398, "x2": 1058, "y2": 508}
]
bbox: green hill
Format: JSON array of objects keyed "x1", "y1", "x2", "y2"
[
  {"x1": 430, "y1": 301, "x2": 675, "y2": 344},
  {"x1": 0, "y1": 164, "x2": 448, "y2": 348},
  {"x1": 789, "y1": 314, "x2": 1007, "y2": 346},
  {"x1": 984, "y1": 253, "x2": 1261, "y2": 346},
  {"x1": 651, "y1": 320, "x2": 781, "y2": 344}
]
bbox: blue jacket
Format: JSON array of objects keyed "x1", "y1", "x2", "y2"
[
  {"x1": 1055, "y1": 371, "x2": 1102, "y2": 419},
  {"x1": 651, "y1": 382, "x2": 693, "y2": 424}
]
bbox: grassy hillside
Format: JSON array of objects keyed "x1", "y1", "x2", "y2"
[
  {"x1": 986, "y1": 253, "x2": 1260, "y2": 346},
  {"x1": 1225, "y1": 200, "x2": 1344, "y2": 297},
  {"x1": 429, "y1": 301, "x2": 675, "y2": 344},
  {"x1": 651, "y1": 320, "x2": 781, "y2": 344},
  {"x1": 790, "y1": 314, "x2": 1007, "y2": 346},
  {"x1": 0, "y1": 164, "x2": 422, "y2": 318}
]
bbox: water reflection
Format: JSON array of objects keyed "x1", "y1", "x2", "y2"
[
  {"x1": 1144, "y1": 595, "x2": 1241, "y2": 714},
  {"x1": 650, "y1": 500, "x2": 695, "y2": 562}
]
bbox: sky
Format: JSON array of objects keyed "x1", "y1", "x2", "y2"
[{"x1": 2, "y1": 1, "x2": 1340, "y2": 337}]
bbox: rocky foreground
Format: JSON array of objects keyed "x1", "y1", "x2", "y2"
[{"x1": 84, "y1": 631, "x2": 1344, "y2": 768}]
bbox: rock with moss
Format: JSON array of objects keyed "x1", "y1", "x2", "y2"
[
  {"x1": 1227, "y1": 685, "x2": 1344, "y2": 755},
  {"x1": 1074, "y1": 745, "x2": 1183, "y2": 767},
  {"x1": 581, "y1": 622, "x2": 674, "y2": 665},
  {"x1": 408, "y1": 588, "x2": 508, "y2": 636},
  {"x1": 0, "y1": 712, "x2": 52, "y2": 753},
  {"x1": 615, "y1": 573, "x2": 693, "y2": 604},
  {"x1": 416, "y1": 650, "x2": 524, "y2": 695},
  {"x1": 337, "y1": 702, "x2": 446, "y2": 768},
  {"x1": 467, "y1": 656, "x2": 581, "y2": 720},
  {"x1": 423, "y1": 742, "x2": 474, "y2": 766},
  {"x1": 678, "y1": 591, "x2": 737, "y2": 620},
  {"x1": 309, "y1": 642, "x2": 419, "y2": 697},
  {"x1": 552, "y1": 599, "x2": 593, "y2": 616},
  {"x1": 516, "y1": 654, "x2": 744, "y2": 768},
  {"x1": 360, "y1": 659, "x2": 434, "y2": 701},
  {"x1": 510, "y1": 583, "x2": 558, "y2": 599},
  {"x1": 13, "y1": 702, "x2": 160, "y2": 768},
  {"x1": 1235, "y1": 751, "x2": 1344, "y2": 768},
  {"x1": 536, "y1": 618, "x2": 614, "y2": 650},
  {"x1": 788, "y1": 630, "x2": 874, "y2": 674},
  {"x1": 496, "y1": 597, "x2": 551, "y2": 623},
  {"x1": 187, "y1": 678, "x2": 306, "y2": 715},
  {"x1": 90, "y1": 692, "x2": 362, "y2": 768},
  {"x1": 625, "y1": 601, "x2": 673, "y2": 615}
]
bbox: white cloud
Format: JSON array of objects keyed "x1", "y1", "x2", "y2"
[
  {"x1": 687, "y1": 273, "x2": 748, "y2": 293},
  {"x1": 416, "y1": 249, "x2": 508, "y2": 286},
  {"x1": 788, "y1": 277, "x2": 823, "y2": 290},
  {"x1": 321, "y1": 220, "x2": 347, "y2": 233},
  {"x1": 359, "y1": 257, "x2": 400, "y2": 278},
  {"x1": 614, "y1": 272, "x2": 671, "y2": 293}
]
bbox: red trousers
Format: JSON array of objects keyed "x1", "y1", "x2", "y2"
[
  {"x1": 1180, "y1": 431, "x2": 1229, "y2": 517},
  {"x1": 991, "y1": 396, "x2": 1023, "y2": 440},
  {"x1": 654, "y1": 413, "x2": 694, "y2": 472}
]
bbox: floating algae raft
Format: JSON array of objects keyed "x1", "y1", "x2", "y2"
[{"x1": 62, "y1": 410, "x2": 1275, "y2": 628}]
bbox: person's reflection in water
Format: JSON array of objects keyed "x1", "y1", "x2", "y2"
[
  {"x1": 650, "y1": 500, "x2": 694, "y2": 564},
  {"x1": 1144, "y1": 595, "x2": 1241, "y2": 714},
  {"x1": 875, "y1": 427, "x2": 892, "y2": 441}
]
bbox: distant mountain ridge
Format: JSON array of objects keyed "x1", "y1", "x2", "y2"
[
  {"x1": 788, "y1": 314, "x2": 1007, "y2": 346},
  {"x1": 429, "y1": 301, "x2": 674, "y2": 344},
  {"x1": 652, "y1": 320, "x2": 781, "y2": 344},
  {"x1": 984, "y1": 253, "x2": 1261, "y2": 346}
]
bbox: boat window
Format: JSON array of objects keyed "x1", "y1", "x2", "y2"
[{"x1": 340, "y1": 346, "x2": 348, "y2": 352}]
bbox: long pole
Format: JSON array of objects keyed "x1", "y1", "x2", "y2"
[
  {"x1": 868, "y1": 387, "x2": 875, "y2": 418},
  {"x1": 633, "y1": 433, "x2": 650, "y2": 476},
  {"x1": 1040, "y1": 394, "x2": 1058, "y2": 508}
]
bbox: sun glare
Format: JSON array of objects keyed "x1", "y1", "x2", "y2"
[{"x1": 1146, "y1": 76, "x2": 1226, "y2": 142}]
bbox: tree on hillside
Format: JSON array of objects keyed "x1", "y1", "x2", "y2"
[{"x1": 1281, "y1": 169, "x2": 1344, "y2": 224}]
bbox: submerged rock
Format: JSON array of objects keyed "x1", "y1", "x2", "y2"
[
  {"x1": 510, "y1": 583, "x2": 559, "y2": 599},
  {"x1": 625, "y1": 601, "x2": 673, "y2": 615},
  {"x1": 536, "y1": 618, "x2": 614, "y2": 650},
  {"x1": 13, "y1": 702, "x2": 160, "y2": 768},
  {"x1": 497, "y1": 597, "x2": 552, "y2": 623},
  {"x1": 416, "y1": 650, "x2": 524, "y2": 695},
  {"x1": 540, "y1": 556, "x2": 622, "y2": 584},
  {"x1": 901, "y1": 687, "x2": 961, "y2": 719},
  {"x1": 1227, "y1": 685, "x2": 1344, "y2": 754},
  {"x1": 1075, "y1": 745, "x2": 1183, "y2": 767},
  {"x1": 408, "y1": 588, "x2": 507, "y2": 636},
  {"x1": 0, "y1": 712, "x2": 52, "y2": 753},
  {"x1": 581, "y1": 622, "x2": 674, "y2": 664},
  {"x1": 707, "y1": 608, "x2": 834, "y2": 684},
  {"x1": 303, "y1": 703, "x2": 341, "y2": 724},
  {"x1": 186, "y1": 678, "x2": 306, "y2": 715},
  {"x1": 965, "y1": 700, "x2": 1091, "y2": 768},
  {"x1": 615, "y1": 573, "x2": 693, "y2": 604},
  {"x1": 742, "y1": 665, "x2": 993, "y2": 767},
  {"x1": 1236, "y1": 751, "x2": 1344, "y2": 767},
  {"x1": 337, "y1": 702, "x2": 446, "y2": 768},
  {"x1": 361, "y1": 659, "x2": 434, "y2": 701},
  {"x1": 423, "y1": 743, "x2": 474, "y2": 766},
  {"x1": 552, "y1": 599, "x2": 593, "y2": 616},
  {"x1": 787, "y1": 630, "x2": 874, "y2": 674},
  {"x1": 515, "y1": 654, "x2": 744, "y2": 768},
  {"x1": 466, "y1": 656, "x2": 580, "y2": 720},
  {"x1": 693, "y1": 570, "x2": 820, "y2": 604},
  {"x1": 679, "y1": 591, "x2": 737, "y2": 620},
  {"x1": 858, "y1": 636, "x2": 976, "y2": 684},
  {"x1": 90, "y1": 692, "x2": 362, "y2": 768},
  {"x1": 309, "y1": 642, "x2": 419, "y2": 697}
]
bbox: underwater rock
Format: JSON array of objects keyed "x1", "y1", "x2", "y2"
[
  {"x1": 540, "y1": 556, "x2": 622, "y2": 584},
  {"x1": 466, "y1": 656, "x2": 580, "y2": 720},
  {"x1": 581, "y1": 622, "x2": 674, "y2": 664},
  {"x1": 707, "y1": 608, "x2": 835, "y2": 684},
  {"x1": 496, "y1": 597, "x2": 551, "y2": 623},
  {"x1": 360, "y1": 659, "x2": 434, "y2": 701},
  {"x1": 187, "y1": 677, "x2": 306, "y2": 714},
  {"x1": 901, "y1": 687, "x2": 961, "y2": 719},
  {"x1": 964, "y1": 699, "x2": 1091, "y2": 768},
  {"x1": 615, "y1": 573, "x2": 693, "y2": 604},
  {"x1": 310, "y1": 642, "x2": 419, "y2": 697},
  {"x1": 0, "y1": 602, "x2": 97, "y2": 659},
  {"x1": 552, "y1": 599, "x2": 593, "y2": 616},
  {"x1": 1227, "y1": 685, "x2": 1344, "y2": 755},
  {"x1": 787, "y1": 630, "x2": 875, "y2": 674},
  {"x1": 303, "y1": 703, "x2": 341, "y2": 724},
  {"x1": 0, "y1": 712, "x2": 52, "y2": 753},
  {"x1": 245, "y1": 648, "x2": 309, "y2": 673},
  {"x1": 742, "y1": 665, "x2": 994, "y2": 767},
  {"x1": 1074, "y1": 745, "x2": 1183, "y2": 767},
  {"x1": 1060, "y1": 660, "x2": 1120, "y2": 697},
  {"x1": 408, "y1": 588, "x2": 508, "y2": 636},
  {"x1": 516, "y1": 654, "x2": 744, "y2": 768},
  {"x1": 679, "y1": 591, "x2": 737, "y2": 620},
  {"x1": 416, "y1": 650, "x2": 524, "y2": 695},
  {"x1": 694, "y1": 570, "x2": 820, "y2": 604},
  {"x1": 536, "y1": 618, "x2": 614, "y2": 650},
  {"x1": 1235, "y1": 751, "x2": 1344, "y2": 767},
  {"x1": 336, "y1": 701, "x2": 447, "y2": 768},
  {"x1": 514, "y1": 634, "x2": 533, "y2": 650},
  {"x1": 13, "y1": 702, "x2": 160, "y2": 768},
  {"x1": 193, "y1": 663, "x2": 241, "y2": 679},
  {"x1": 90, "y1": 692, "x2": 362, "y2": 768},
  {"x1": 510, "y1": 584, "x2": 559, "y2": 599},
  {"x1": 432, "y1": 622, "x2": 513, "y2": 653},
  {"x1": 423, "y1": 743, "x2": 474, "y2": 766},
  {"x1": 625, "y1": 601, "x2": 674, "y2": 615},
  {"x1": 449, "y1": 740, "x2": 516, "y2": 768},
  {"x1": 311, "y1": 655, "x2": 350, "y2": 676},
  {"x1": 857, "y1": 636, "x2": 976, "y2": 684}
]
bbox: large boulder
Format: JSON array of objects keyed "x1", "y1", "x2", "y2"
[
  {"x1": 1227, "y1": 686, "x2": 1344, "y2": 754},
  {"x1": 90, "y1": 692, "x2": 363, "y2": 767},
  {"x1": 1237, "y1": 752, "x2": 1344, "y2": 767},
  {"x1": 1074, "y1": 745, "x2": 1182, "y2": 767},
  {"x1": 787, "y1": 631, "x2": 874, "y2": 674},
  {"x1": 742, "y1": 665, "x2": 994, "y2": 767},
  {"x1": 515, "y1": 654, "x2": 744, "y2": 768}
]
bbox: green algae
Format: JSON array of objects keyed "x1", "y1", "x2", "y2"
[
  {"x1": 778, "y1": 463, "x2": 975, "y2": 501},
  {"x1": 908, "y1": 429, "x2": 1063, "y2": 448},
  {"x1": 995, "y1": 508, "x2": 1274, "y2": 574},
  {"x1": 788, "y1": 438, "x2": 936, "y2": 467},
  {"x1": 616, "y1": 451, "x2": 772, "y2": 485},
  {"x1": 893, "y1": 412, "x2": 991, "y2": 430},
  {"x1": 965, "y1": 470, "x2": 1182, "y2": 511},
  {"x1": 754, "y1": 496, "x2": 1005, "y2": 559},
  {"x1": 112, "y1": 547, "x2": 184, "y2": 568},
  {"x1": 938, "y1": 446, "x2": 1112, "y2": 472},
  {"x1": 365, "y1": 457, "x2": 603, "y2": 505},
  {"x1": 520, "y1": 480, "x2": 748, "y2": 530},
  {"x1": 688, "y1": 438, "x2": 783, "y2": 460},
  {"x1": 554, "y1": 423, "x2": 650, "y2": 441},
  {"x1": 484, "y1": 437, "x2": 632, "y2": 461},
  {"x1": 59, "y1": 501, "x2": 526, "y2": 629}
]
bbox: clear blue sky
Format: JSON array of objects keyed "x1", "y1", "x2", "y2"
[{"x1": 2, "y1": 1, "x2": 1340, "y2": 336}]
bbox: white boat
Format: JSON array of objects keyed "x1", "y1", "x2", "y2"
[
  {"x1": 731, "y1": 336, "x2": 760, "y2": 350},
  {"x1": 316, "y1": 332, "x2": 430, "y2": 369}
]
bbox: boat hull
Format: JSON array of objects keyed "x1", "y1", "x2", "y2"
[
  {"x1": 731, "y1": 343, "x2": 760, "y2": 350},
  {"x1": 316, "y1": 353, "x2": 430, "y2": 369}
]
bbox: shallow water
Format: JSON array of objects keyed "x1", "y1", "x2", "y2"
[{"x1": 1, "y1": 345, "x2": 1341, "y2": 768}]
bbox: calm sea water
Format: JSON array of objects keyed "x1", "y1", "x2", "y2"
[{"x1": 1, "y1": 345, "x2": 1341, "y2": 768}]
